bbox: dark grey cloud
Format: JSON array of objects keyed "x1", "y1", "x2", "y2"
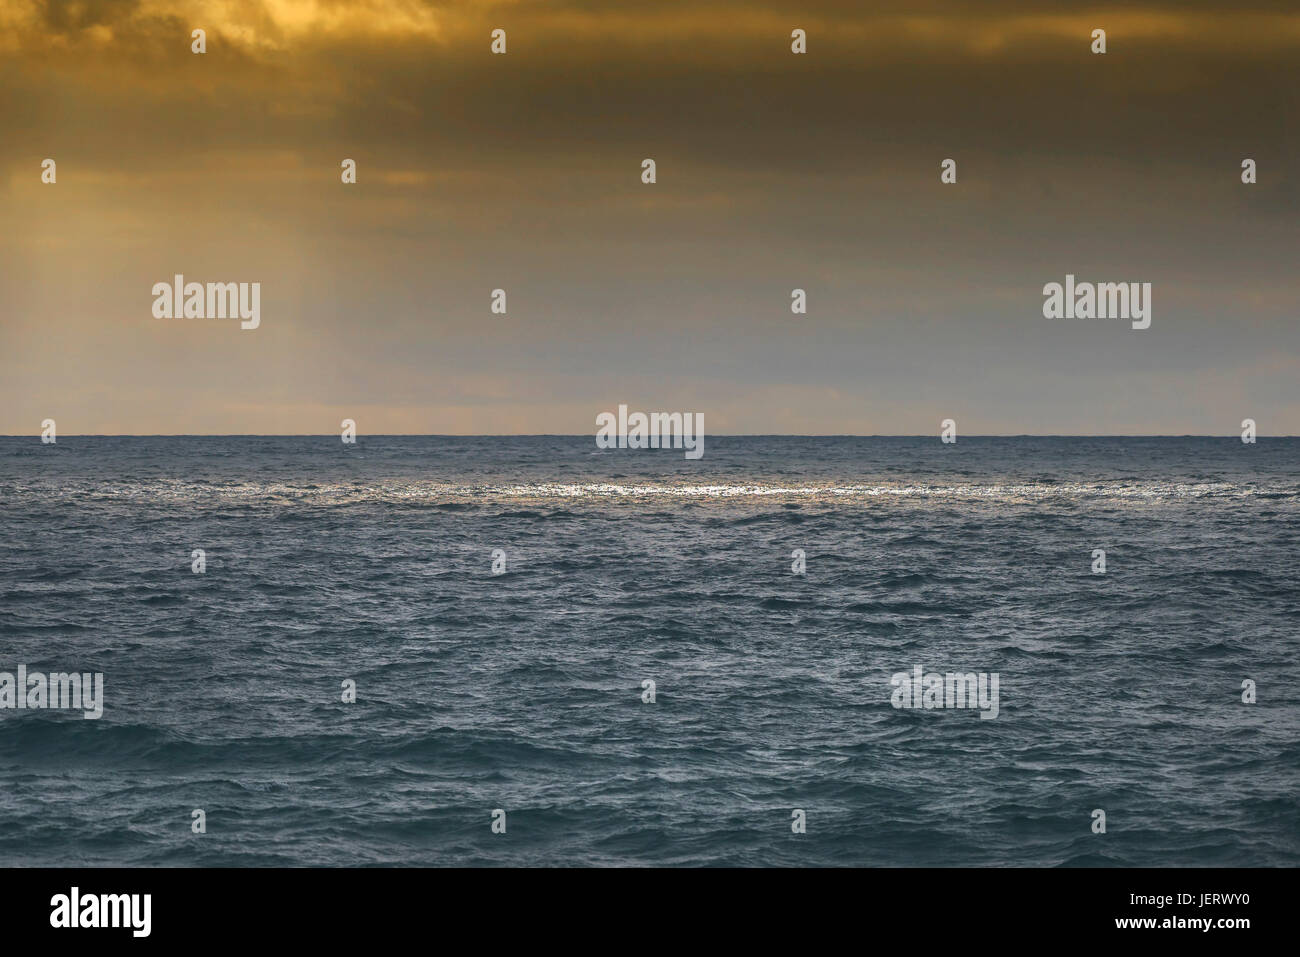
[{"x1": 2, "y1": 1, "x2": 1298, "y2": 433}]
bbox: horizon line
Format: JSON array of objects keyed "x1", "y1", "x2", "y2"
[{"x1": 4, "y1": 433, "x2": 1296, "y2": 439}]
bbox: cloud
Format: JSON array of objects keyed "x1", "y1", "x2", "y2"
[
  {"x1": 3, "y1": 1, "x2": 1298, "y2": 433},
  {"x1": 6, "y1": 1, "x2": 1300, "y2": 61}
]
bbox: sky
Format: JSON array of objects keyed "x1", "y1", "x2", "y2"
[{"x1": 2, "y1": 0, "x2": 1298, "y2": 434}]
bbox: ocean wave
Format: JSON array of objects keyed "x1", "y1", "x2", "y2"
[{"x1": 2, "y1": 478, "x2": 1292, "y2": 508}]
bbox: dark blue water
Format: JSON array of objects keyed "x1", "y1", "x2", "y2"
[{"x1": 1, "y1": 436, "x2": 1297, "y2": 866}]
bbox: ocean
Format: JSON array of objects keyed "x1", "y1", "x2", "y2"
[{"x1": 1, "y1": 436, "x2": 1297, "y2": 866}]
